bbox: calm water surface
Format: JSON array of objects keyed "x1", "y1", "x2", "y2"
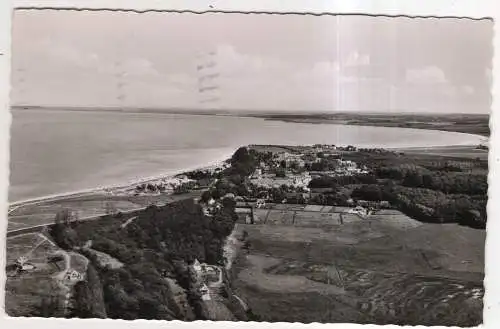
[{"x1": 9, "y1": 109, "x2": 484, "y2": 202}]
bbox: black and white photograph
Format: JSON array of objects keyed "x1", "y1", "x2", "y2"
[{"x1": 4, "y1": 8, "x2": 491, "y2": 326}]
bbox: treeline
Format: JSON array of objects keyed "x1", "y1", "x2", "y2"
[
  {"x1": 376, "y1": 165, "x2": 487, "y2": 195},
  {"x1": 388, "y1": 186, "x2": 486, "y2": 228},
  {"x1": 305, "y1": 151, "x2": 487, "y2": 228},
  {"x1": 308, "y1": 174, "x2": 377, "y2": 189}
]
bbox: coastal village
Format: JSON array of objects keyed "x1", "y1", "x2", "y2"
[{"x1": 127, "y1": 144, "x2": 384, "y2": 220}]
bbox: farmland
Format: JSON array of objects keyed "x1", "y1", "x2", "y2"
[
  {"x1": 5, "y1": 233, "x2": 70, "y2": 316},
  {"x1": 230, "y1": 204, "x2": 484, "y2": 326},
  {"x1": 7, "y1": 190, "x2": 204, "y2": 233}
]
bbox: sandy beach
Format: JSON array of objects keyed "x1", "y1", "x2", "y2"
[{"x1": 8, "y1": 151, "x2": 234, "y2": 212}]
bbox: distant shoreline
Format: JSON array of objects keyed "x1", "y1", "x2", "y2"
[
  {"x1": 12, "y1": 106, "x2": 490, "y2": 138},
  {"x1": 259, "y1": 117, "x2": 490, "y2": 138}
]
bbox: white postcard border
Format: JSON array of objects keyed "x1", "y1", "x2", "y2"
[{"x1": 0, "y1": 1, "x2": 498, "y2": 329}]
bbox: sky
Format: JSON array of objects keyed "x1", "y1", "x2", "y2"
[{"x1": 10, "y1": 10, "x2": 493, "y2": 113}]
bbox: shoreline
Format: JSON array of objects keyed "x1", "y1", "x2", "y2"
[
  {"x1": 8, "y1": 150, "x2": 235, "y2": 210},
  {"x1": 8, "y1": 141, "x2": 486, "y2": 211},
  {"x1": 260, "y1": 117, "x2": 490, "y2": 138}
]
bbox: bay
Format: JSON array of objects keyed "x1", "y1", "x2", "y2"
[{"x1": 9, "y1": 109, "x2": 484, "y2": 202}]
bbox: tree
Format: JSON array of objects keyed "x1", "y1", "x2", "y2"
[
  {"x1": 352, "y1": 185, "x2": 383, "y2": 201},
  {"x1": 71, "y1": 265, "x2": 107, "y2": 318},
  {"x1": 231, "y1": 147, "x2": 251, "y2": 165},
  {"x1": 200, "y1": 191, "x2": 211, "y2": 203},
  {"x1": 36, "y1": 293, "x2": 61, "y2": 317}
]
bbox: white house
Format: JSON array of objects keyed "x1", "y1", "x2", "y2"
[
  {"x1": 256, "y1": 199, "x2": 266, "y2": 208},
  {"x1": 66, "y1": 270, "x2": 83, "y2": 282},
  {"x1": 223, "y1": 193, "x2": 236, "y2": 200},
  {"x1": 192, "y1": 259, "x2": 202, "y2": 272},
  {"x1": 349, "y1": 206, "x2": 370, "y2": 217},
  {"x1": 200, "y1": 284, "x2": 211, "y2": 301}
]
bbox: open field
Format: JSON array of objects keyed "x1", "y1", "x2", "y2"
[
  {"x1": 7, "y1": 190, "x2": 204, "y2": 234},
  {"x1": 231, "y1": 207, "x2": 484, "y2": 325},
  {"x1": 400, "y1": 145, "x2": 489, "y2": 160},
  {"x1": 5, "y1": 233, "x2": 69, "y2": 317},
  {"x1": 250, "y1": 205, "x2": 364, "y2": 228}
]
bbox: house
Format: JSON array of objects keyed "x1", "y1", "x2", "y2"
[
  {"x1": 192, "y1": 259, "x2": 202, "y2": 273},
  {"x1": 223, "y1": 193, "x2": 236, "y2": 200},
  {"x1": 200, "y1": 283, "x2": 210, "y2": 294},
  {"x1": 252, "y1": 169, "x2": 263, "y2": 179},
  {"x1": 203, "y1": 207, "x2": 212, "y2": 217},
  {"x1": 16, "y1": 256, "x2": 28, "y2": 266},
  {"x1": 200, "y1": 284, "x2": 211, "y2": 301},
  {"x1": 380, "y1": 201, "x2": 391, "y2": 208},
  {"x1": 15, "y1": 256, "x2": 35, "y2": 272},
  {"x1": 349, "y1": 206, "x2": 369, "y2": 217},
  {"x1": 356, "y1": 200, "x2": 371, "y2": 207},
  {"x1": 66, "y1": 270, "x2": 83, "y2": 282},
  {"x1": 256, "y1": 199, "x2": 266, "y2": 208}
]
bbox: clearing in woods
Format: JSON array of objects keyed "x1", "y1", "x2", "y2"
[{"x1": 5, "y1": 233, "x2": 89, "y2": 317}]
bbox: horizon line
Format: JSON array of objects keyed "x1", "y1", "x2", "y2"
[{"x1": 10, "y1": 105, "x2": 490, "y2": 116}]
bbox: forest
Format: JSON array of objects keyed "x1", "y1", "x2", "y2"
[
  {"x1": 47, "y1": 197, "x2": 239, "y2": 320},
  {"x1": 307, "y1": 150, "x2": 487, "y2": 229}
]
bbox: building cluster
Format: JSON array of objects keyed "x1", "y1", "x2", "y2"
[
  {"x1": 132, "y1": 175, "x2": 196, "y2": 196},
  {"x1": 14, "y1": 256, "x2": 35, "y2": 272},
  {"x1": 64, "y1": 269, "x2": 84, "y2": 283},
  {"x1": 250, "y1": 171, "x2": 312, "y2": 190},
  {"x1": 190, "y1": 259, "x2": 224, "y2": 302},
  {"x1": 249, "y1": 148, "x2": 368, "y2": 191}
]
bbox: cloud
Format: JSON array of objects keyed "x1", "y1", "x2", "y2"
[
  {"x1": 405, "y1": 66, "x2": 448, "y2": 84},
  {"x1": 461, "y1": 85, "x2": 475, "y2": 95},
  {"x1": 122, "y1": 58, "x2": 158, "y2": 77},
  {"x1": 214, "y1": 44, "x2": 289, "y2": 78},
  {"x1": 343, "y1": 51, "x2": 370, "y2": 67},
  {"x1": 47, "y1": 43, "x2": 100, "y2": 69}
]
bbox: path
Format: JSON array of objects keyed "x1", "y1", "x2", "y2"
[{"x1": 120, "y1": 216, "x2": 138, "y2": 229}]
